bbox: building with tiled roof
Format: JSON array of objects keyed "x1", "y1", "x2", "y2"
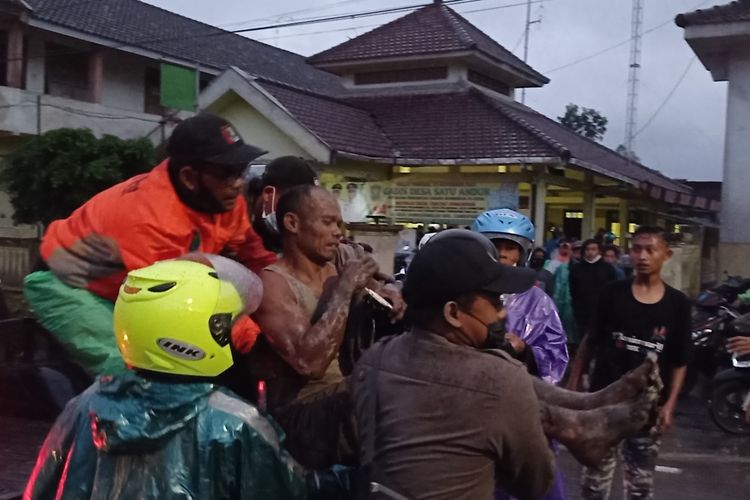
[
  {"x1": 677, "y1": 0, "x2": 750, "y2": 275},
  {"x1": 202, "y1": 1, "x2": 712, "y2": 252},
  {"x1": 0, "y1": 0, "x2": 715, "y2": 258}
]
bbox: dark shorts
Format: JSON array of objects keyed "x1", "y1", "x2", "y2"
[{"x1": 273, "y1": 379, "x2": 359, "y2": 469}]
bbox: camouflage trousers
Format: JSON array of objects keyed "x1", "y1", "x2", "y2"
[{"x1": 581, "y1": 429, "x2": 661, "y2": 500}]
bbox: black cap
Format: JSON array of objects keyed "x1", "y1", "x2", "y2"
[
  {"x1": 262, "y1": 156, "x2": 318, "y2": 189},
  {"x1": 167, "y1": 113, "x2": 267, "y2": 168},
  {"x1": 404, "y1": 229, "x2": 536, "y2": 309}
]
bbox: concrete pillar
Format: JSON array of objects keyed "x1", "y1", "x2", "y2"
[
  {"x1": 719, "y1": 53, "x2": 750, "y2": 275},
  {"x1": 618, "y1": 197, "x2": 629, "y2": 249},
  {"x1": 88, "y1": 50, "x2": 104, "y2": 103},
  {"x1": 6, "y1": 23, "x2": 24, "y2": 88},
  {"x1": 581, "y1": 189, "x2": 596, "y2": 240},
  {"x1": 533, "y1": 178, "x2": 547, "y2": 246},
  {"x1": 25, "y1": 38, "x2": 45, "y2": 93}
]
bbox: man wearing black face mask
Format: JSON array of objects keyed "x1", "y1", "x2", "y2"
[
  {"x1": 25, "y1": 113, "x2": 276, "y2": 374},
  {"x1": 351, "y1": 229, "x2": 556, "y2": 500},
  {"x1": 351, "y1": 230, "x2": 663, "y2": 500}
]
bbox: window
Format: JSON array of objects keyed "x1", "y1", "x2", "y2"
[
  {"x1": 467, "y1": 70, "x2": 510, "y2": 96},
  {"x1": 45, "y1": 42, "x2": 90, "y2": 101},
  {"x1": 565, "y1": 211, "x2": 584, "y2": 219},
  {"x1": 354, "y1": 66, "x2": 448, "y2": 85}
]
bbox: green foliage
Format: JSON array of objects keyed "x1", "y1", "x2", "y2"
[
  {"x1": 0, "y1": 128, "x2": 156, "y2": 225},
  {"x1": 558, "y1": 103, "x2": 608, "y2": 142}
]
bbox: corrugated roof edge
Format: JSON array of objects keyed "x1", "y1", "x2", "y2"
[{"x1": 676, "y1": 0, "x2": 750, "y2": 27}]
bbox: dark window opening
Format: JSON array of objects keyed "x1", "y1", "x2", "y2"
[
  {"x1": 144, "y1": 66, "x2": 162, "y2": 115},
  {"x1": 0, "y1": 31, "x2": 8, "y2": 86},
  {"x1": 199, "y1": 72, "x2": 213, "y2": 91},
  {"x1": 468, "y1": 70, "x2": 510, "y2": 96},
  {"x1": 45, "y1": 42, "x2": 90, "y2": 101},
  {"x1": 354, "y1": 66, "x2": 448, "y2": 85}
]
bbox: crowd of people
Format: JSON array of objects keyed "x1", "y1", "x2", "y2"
[{"x1": 22, "y1": 113, "x2": 697, "y2": 500}]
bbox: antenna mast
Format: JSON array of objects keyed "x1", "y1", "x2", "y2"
[
  {"x1": 521, "y1": 0, "x2": 542, "y2": 104},
  {"x1": 624, "y1": 0, "x2": 644, "y2": 154}
]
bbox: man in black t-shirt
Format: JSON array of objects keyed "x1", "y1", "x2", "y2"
[{"x1": 568, "y1": 226, "x2": 691, "y2": 500}]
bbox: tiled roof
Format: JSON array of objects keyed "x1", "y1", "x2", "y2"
[
  {"x1": 348, "y1": 91, "x2": 561, "y2": 161},
  {"x1": 261, "y1": 83, "x2": 689, "y2": 192},
  {"x1": 260, "y1": 82, "x2": 394, "y2": 159},
  {"x1": 492, "y1": 100, "x2": 691, "y2": 193},
  {"x1": 675, "y1": 0, "x2": 750, "y2": 27},
  {"x1": 26, "y1": 0, "x2": 345, "y2": 96},
  {"x1": 308, "y1": 3, "x2": 548, "y2": 85}
]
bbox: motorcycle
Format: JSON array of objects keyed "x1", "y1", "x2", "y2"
[
  {"x1": 708, "y1": 312, "x2": 750, "y2": 435},
  {"x1": 683, "y1": 275, "x2": 750, "y2": 395}
]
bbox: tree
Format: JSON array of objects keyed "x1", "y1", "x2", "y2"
[
  {"x1": 558, "y1": 103, "x2": 608, "y2": 142},
  {"x1": 615, "y1": 144, "x2": 641, "y2": 163},
  {"x1": 0, "y1": 129, "x2": 156, "y2": 225}
]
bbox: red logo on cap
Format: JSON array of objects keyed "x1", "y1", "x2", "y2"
[{"x1": 220, "y1": 124, "x2": 241, "y2": 145}]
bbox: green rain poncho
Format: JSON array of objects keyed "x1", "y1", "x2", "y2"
[{"x1": 24, "y1": 372, "x2": 307, "y2": 499}]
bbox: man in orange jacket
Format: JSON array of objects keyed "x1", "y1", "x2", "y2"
[{"x1": 25, "y1": 113, "x2": 276, "y2": 374}]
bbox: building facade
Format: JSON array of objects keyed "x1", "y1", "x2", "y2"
[{"x1": 677, "y1": 0, "x2": 750, "y2": 276}]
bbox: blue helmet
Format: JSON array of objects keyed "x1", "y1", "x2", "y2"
[{"x1": 471, "y1": 209, "x2": 535, "y2": 254}]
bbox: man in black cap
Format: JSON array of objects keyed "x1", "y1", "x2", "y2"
[
  {"x1": 351, "y1": 229, "x2": 554, "y2": 500},
  {"x1": 25, "y1": 112, "x2": 276, "y2": 374},
  {"x1": 350, "y1": 229, "x2": 661, "y2": 500}
]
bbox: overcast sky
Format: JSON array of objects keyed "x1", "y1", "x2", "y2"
[{"x1": 144, "y1": 0, "x2": 727, "y2": 181}]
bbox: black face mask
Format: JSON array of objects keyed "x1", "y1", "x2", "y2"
[
  {"x1": 465, "y1": 310, "x2": 511, "y2": 352},
  {"x1": 529, "y1": 256, "x2": 545, "y2": 270}
]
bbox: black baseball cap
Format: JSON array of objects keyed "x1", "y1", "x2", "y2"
[
  {"x1": 404, "y1": 229, "x2": 537, "y2": 309},
  {"x1": 167, "y1": 113, "x2": 267, "y2": 168}
]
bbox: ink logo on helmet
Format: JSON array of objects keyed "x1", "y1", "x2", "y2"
[
  {"x1": 220, "y1": 124, "x2": 241, "y2": 145},
  {"x1": 157, "y1": 338, "x2": 206, "y2": 360}
]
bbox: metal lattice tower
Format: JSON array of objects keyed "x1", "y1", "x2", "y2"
[{"x1": 624, "y1": 0, "x2": 644, "y2": 153}]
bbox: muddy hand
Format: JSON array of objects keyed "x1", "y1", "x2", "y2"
[{"x1": 341, "y1": 256, "x2": 379, "y2": 292}]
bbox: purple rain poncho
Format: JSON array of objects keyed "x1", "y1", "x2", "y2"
[
  {"x1": 496, "y1": 285, "x2": 570, "y2": 500},
  {"x1": 505, "y1": 285, "x2": 569, "y2": 385}
]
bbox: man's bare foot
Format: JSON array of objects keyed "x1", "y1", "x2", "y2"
[
  {"x1": 587, "y1": 352, "x2": 662, "y2": 408},
  {"x1": 540, "y1": 385, "x2": 659, "y2": 467}
]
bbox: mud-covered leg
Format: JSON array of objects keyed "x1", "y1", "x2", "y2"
[
  {"x1": 534, "y1": 353, "x2": 661, "y2": 411},
  {"x1": 538, "y1": 386, "x2": 658, "y2": 467}
]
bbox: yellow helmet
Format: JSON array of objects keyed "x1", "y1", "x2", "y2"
[{"x1": 113, "y1": 254, "x2": 263, "y2": 377}]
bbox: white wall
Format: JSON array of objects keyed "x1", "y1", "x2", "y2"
[
  {"x1": 208, "y1": 92, "x2": 312, "y2": 161},
  {"x1": 0, "y1": 86, "x2": 164, "y2": 141},
  {"x1": 722, "y1": 52, "x2": 750, "y2": 244}
]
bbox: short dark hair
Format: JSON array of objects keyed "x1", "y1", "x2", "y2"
[
  {"x1": 603, "y1": 244, "x2": 620, "y2": 257},
  {"x1": 632, "y1": 226, "x2": 669, "y2": 245},
  {"x1": 532, "y1": 247, "x2": 547, "y2": 257},
  {"x1": 407, "y1": 294, "x2": 478, "y2": 330},
  {"x1": 583, "y1": 238, "x2": 600, "y2": 251},
  {"x1": 276, "y1": 185, "x2": 317, "y2": 236},
  {"x1": 262, "y1": 156, "x2": 317, "y2": 191}
]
